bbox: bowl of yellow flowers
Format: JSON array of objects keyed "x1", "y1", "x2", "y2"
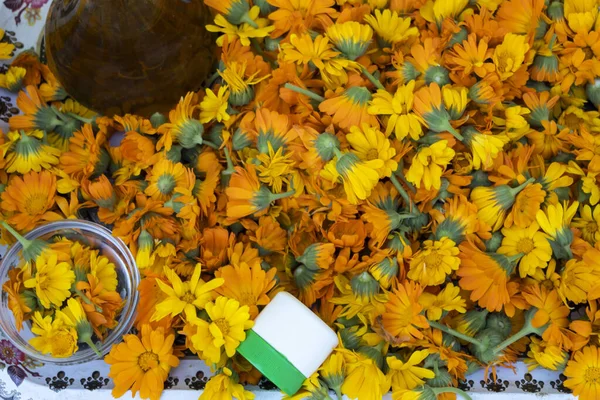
[{"x1": 0, "y1": 220, "x2": 139, "y2": 365}]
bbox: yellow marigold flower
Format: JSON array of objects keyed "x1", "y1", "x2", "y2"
[
  {"x1": 0, "y1": 29, "x2": 15, "y2": 59},
  {"x1": 441, "y1": 86, "x2": 468, "y2": 120},
  {"x1": 368, "y1": 81, "x2": 423, "y2": 140},
  {"x1": 0, "y1": 66, "x2": 26, "y2": 92},
  {"x1": 186, "y1": 296, "x2": 253, "y2": 364},
  {"x1": 281, "y1": 33, "x2": 338, "y2": 69},
  {"x1": 226, "y1": 164, "x2": 295, "y2": 219},
  {"x1": 364, "y1": 9, "x2": 419, "y2": 47},
  {"x1": 157, "y1": 92, "x2": 204, "y2": 151},
  {"x1": 498, "y1": 222, "x2": 552, "y2": 278},
  {"x1": 340, "y1": 349, "x2": 391, "y2": 400},
  {"x1": 24, "y1": 251, "x2": 75, "y2": 308},
  {"x1": 525, "y1": 337, "x2": 568, "y2": 371},
  {"x1": 319, "y1": 86, "x2": 378, "y2": 130},
  {"x1": 0, "y1": 170, "x2": 61, "y2": 231},
  {"x1": 255, "y1": 143, "x2": 295, "y2": 193},
  {"x1": 382, "y1": 281, "x2": 429, "y2": 342},
  {"x1": 215, "y1": 261, "x2": 277, "y2": 318},
  {"x1": 105, "y1": 325, "x2": 179, "y2": 400},
  {"x1": 412, "y1": 83, "x2": 462, "y2": 140},
  {"x1": 572, "y1": 204, "x2": 600, "y2": 244},
  {"x1": 470, "y1": 178, "x2": 535, "y2": 232},
  {"x1": 144, "y1": 159, "x2": 195, "y2": 201},
  {"x1": 325, "y1": 21, "x2": 373, "y2": 60},
  {"x1": 492, "y1": 33, "x2": 530, "y2": 81},
  {"x1": 420, "y1": 0, "x2": 468, "y2": 25},
  {"x1": 3, "y1": 129, "x2": 60, "y2": 174},
  {"x1": 347, "y1": 124, "x2": 397, "y2": 179},
  {"x1": 558, "y1": 258, "x2": 600, "y2": 305},
  {"x1": 564, "y1": 0, "x2": 598, "y2": 34},
  {"x1": 419, "y1": 283, "x2": 466, "y2": 321},
  {"x1": 564, "y1": 345, "x2": 600, "y2": 399},
  {"x1": 201, "y1": 367, "x2": 255, "y2": 400},
  {"x1": 405, "y1": 140, "x2": 455, "y2": 191},
  {"x1": 496, "y1": 0, "x2": 544, "y2": 37},
  {"x1": 321, "y1": 149, "x2": 382, "y2": 204},
  {"x1": 522, "y1": 285, "x2": 571, "y2": 348},
  {"x1": 206, "y1": 7, "x2": 274, "y2": 47},
  {"x1": 387, "y1": 350, "x2": 435, "y2": 391},
  {"x1": 457, "y1": 242, "x2": 515, "y2": 312},
  {"x1": 319, "y1": 353, "x2": 345, "y2": 398},
  {"x1": 29, "y1": 312, "x2": 78, "y2": 358},
  {"x1": 60, "y1": 123, "x2": 106, "y2": 179},
  {"x1": 200, "y1": 86, "x2": 230, "y2": 124},
  {"x1": 408, "y1": 237, "x2": 460, "y2": 286},
  {"x1": 505, "y1": 183, "x2": 545, "y2": 228},
  {"x1": 461, "y1": 127, "x2": 508, "y2": 170},
  {"x1": 447, "y1": 34, "x2": 494, "y2": 78},
  {"x1": 152, "y1": 264, "x2": 224, "y2": 321},
  {"x1": 536, "y1": 201, "x2": 578, "y2": 260},
  {"x1": 89, "y1": 252, "x2": 118, "y2": 293},
  {"x1": 219, "y1": 61, "x2": 269, "y2": 106}
]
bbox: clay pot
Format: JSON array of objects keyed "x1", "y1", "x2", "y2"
[{"x1": 45, "y1": 0, "x2": 216, "y2": 116}]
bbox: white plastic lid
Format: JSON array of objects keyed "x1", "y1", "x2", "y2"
[{"x1": 251, "y1": 291, "x2": 339, "y2": 378}]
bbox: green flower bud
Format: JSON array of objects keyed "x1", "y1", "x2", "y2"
[
  {"x1": 485, "y1": 231, "x2": 504, "y2": 252},
  {"x1": 207, "y1": 124, "x2": 225, "y2": 148},
  {"x1": 485, "y1": 313, "x2": 512, "y2": 338},
  {"x1": 339, "y1": 326, "x2": 363, "y2": 350},
  {"x1": 470, "y1": 328, "x2": 505, "y2": 364},
  {"x1": 314, "y1": 132, "x2": 340, "y2": 162},
  {"x1": 232, "y1": 128, "x2": 253, "y2": 151},
  {"x1": 165, "y1": 145, "x2": 182, "y2": 163},
  {"x1": 470, "y1": 170, "x2": 492, "y2": 188},
  {"x1": 586, "y1": 79, "x2": 600, "y2": 109},
  {"x1": 351, "y1": 271, "x2": 380, "y2": 301},
  {"x1": 427, "y1": 366, "x2": 453, "y2": 387},
  {"x1": 178, "y1": 119, "x2": 204, "y2": 149},
  {"x1": 265, "y1": 36, "x2": 283, "y2": 52},
  {"x1": 424, "y1": 66, "x2": 451, "y2": 87},
  {"x1": 447, "y1": 27, "x2": 468, "y2": 48},
  {"x1": 150, "y1": 112, "x2": 167, "y2": 128},
  {"x1": 358, "y1": 343, "x2": 385, "y2": 370}
]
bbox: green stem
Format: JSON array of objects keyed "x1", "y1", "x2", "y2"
[
  {"x1": 360, "y1": 65, "x2": 384, "y2": 90},
  {"x1": 283, "y1": 83, "x2": 325, "y2": 102},
  {"x1": 428, "y1": 320, "x2": 484, "y2": 347},
  {"x1": 444, "y1": 121, "x2": 464, "y2": 141},
  {"x1": 390, "y1": 174, "x2": 414, "y2": 211},
  {"x1": 222, "y1": 147, "x2": 236, "y2": 176},
  {"x1": 432, "y1": 387, "x2": 472, "y2": 400},
  {"x1": 66, "y1": 113, "x2": 94, "y2": 124},
  {"x1": 493, "y1": 308, "x2": 547, "y2": 354},
  {"x1": 509, "y1": 177, "x2": 536, "y2": 196},
  {"x1": 84, "y1": 337, "x2": 102, "y2": 358},
  {"x1": 1, "y1": 221, "x2": 31, "y2": 247},
  {"x1": 74, "y1": 287, "x2": 103, "y2": 313},
  {"x1": 203, "y1": 140, "x2": 219, "y2": 149},
  {"x1": 269, "y1": 189, "x2": 295, "y2": 201},
  {"x1": 205, "y1": 70, "x2": 220, "y2": 87},
  {"x1": 49, "y1": 105, "x2": 69, "y2": 124},
  {"x1": 240, "y1": 12, "x2": 259, "y2": 28},
  {"x1": 332, "y1": 147, "x2": 343, "y2": 160}
]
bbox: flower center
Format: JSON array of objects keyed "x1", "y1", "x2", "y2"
[
  {"x1": 137, "y1": 351, "x2": 159, "y2": 372},
  {"x1": 516, "y1": 238, "x2": 534, "y2": 254},
  {"x1": 366, "y1": 149, "x2": 379, "y2": 161},
  {"x1": 24, "y1": 193, "x2": 48, "y2": 215},
  {"x1": 239, "y1": 292, "x2": 257, "y2": 306},
  {"x1": 1, "y1": 347, "x2": 14, "y2": 360},
  {"x1": 423, "y1": 251, "x2": 443, "y2": 270},
  {"x1": 213, "y1": 318, "x2": 230, "y2": 335},
  {"x1": 495, "y1": 51, "x2": 515, "y2": 73},
  {"x1": 37, "y1": 273, "x2": 50, "y2": 290},
  {"x1": 586, "y1": 221, "x2": 598, "y2": 234},
  {"x1": 181, "y1": 292, "x2": 196, "y2": 304},
  {"x1": 51, "y1": 330, "x2": 77, "y2": 357},
  {"x1": 541, "y1": 279, "x2": 555, "y2": 291},
  {"x1": 585, "y1": 367, "x2": 600, "y2": 384}
]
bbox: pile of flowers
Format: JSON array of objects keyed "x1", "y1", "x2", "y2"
[
  {"x1": 1, "y1": 222, "x2": 123, "y2": 359},
  {"x1": 2, "y1": 0, "x2": 600, "y2": 399}
]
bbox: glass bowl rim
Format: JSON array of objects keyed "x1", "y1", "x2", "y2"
[{"x1": 0, "y1": 219, "x2": 140, "y2": 365}]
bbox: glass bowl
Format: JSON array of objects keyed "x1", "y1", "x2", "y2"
[{"x1": 0, "y1": 220, "x2": 140, "y2": 365}]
